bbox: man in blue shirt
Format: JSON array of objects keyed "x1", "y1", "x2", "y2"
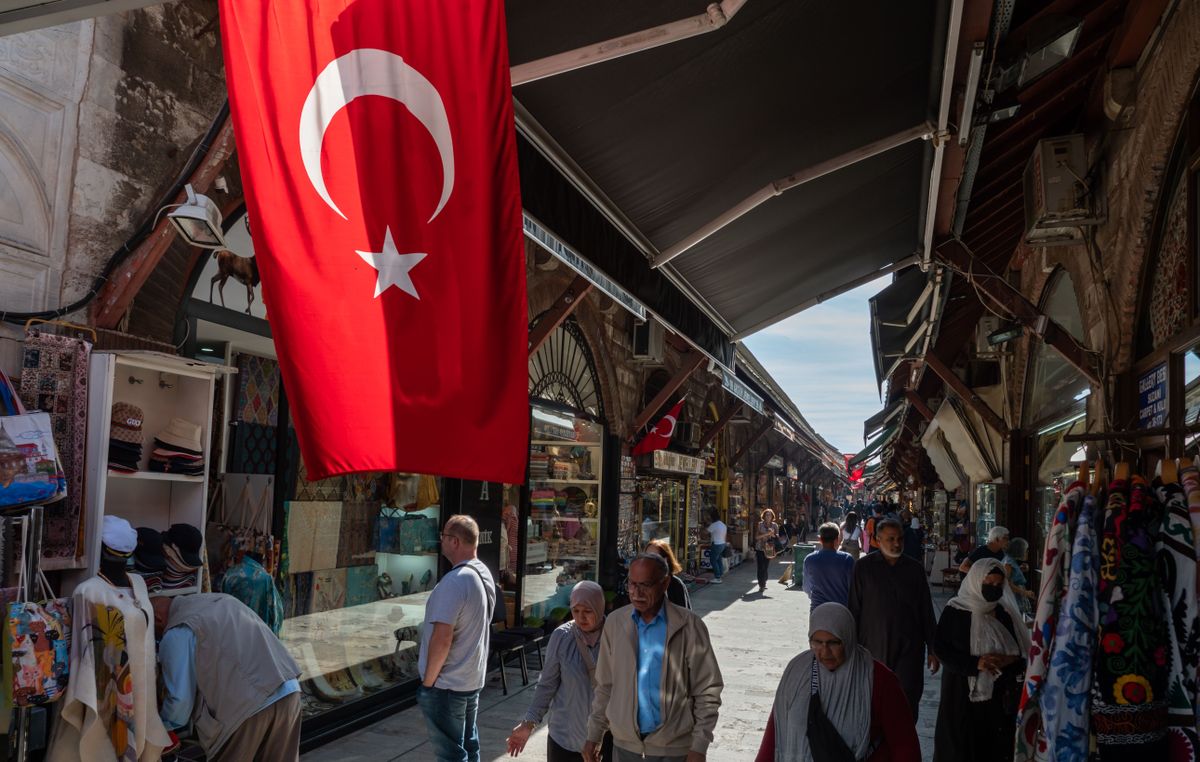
[{"x1": 802, "y1": 522, "x2": 855, "y2": 610}]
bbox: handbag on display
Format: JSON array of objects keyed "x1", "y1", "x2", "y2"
[
  {"x1": 0, "y1": 411, "x2": 67, "y2": 510},
  {"x1": 8, "y1": 570, "x2": 70, "y2": 706},
  {"x1": 376, "y1": 507, "x2": 403, "y2": 553}
]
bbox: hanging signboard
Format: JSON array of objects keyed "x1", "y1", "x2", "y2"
[
  {"x1": 787, "y1": 463, "x2": 799, "y2": 480},
  {"x1": 765, "y1": 455, "x2": 784, "y2": 470},
  {"x1": 720, "y1": 367, "x2": 765, "y2": 414},
  {"x1": 1137, "y1": 362, "x2": 1168, "y2": 429},
  {"x1": 651, "y1": 449, "x2": 705, "y2": 475}
]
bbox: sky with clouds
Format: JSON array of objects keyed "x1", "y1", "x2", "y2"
[{"x1": 743, "y1": 276, "x2": 891, "y2": 456}]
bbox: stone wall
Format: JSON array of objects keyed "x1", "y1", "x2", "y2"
[{"x1": 0, "y1": 1, "x2": 226, "y2": 371}]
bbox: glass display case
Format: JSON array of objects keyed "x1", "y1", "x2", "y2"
[
  {"x1": 524, "y1": 404, "x2": 604, "y2": 621},
  {"x1": 974, "y1": 482, "x2": 1008, "y2": 545}
]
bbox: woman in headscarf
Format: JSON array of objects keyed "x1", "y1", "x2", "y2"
[
  {"x1": 507, "y1": 581, "x2": 613, "y2": 761},
  {"x1": 756, "y1": 603, "x2": 921, "y2": 761},
  {"x1": 933, "y1": 558, "x2": 1030, "y2": 762}
]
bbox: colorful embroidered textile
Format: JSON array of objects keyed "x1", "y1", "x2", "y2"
[
  {"x1": 1162, "y1": 473, "x2": 1200, "y2": 759},
  {"x1": 284, "y1": 502, "x2": 341, "y2": 573},
  {"x1": 1041, "y1": 493, "x2": 1099, "y2": 762},
  {"x1": 8, "y1": 597, "x2": 71, "y2": 706},
  {"x1": 220, "y1": 556, "x2": 283, "y2": 634},
  {"x1": 234, "y1": 353, "x2": 279, "y2": 426},
  {"x1": 1091, "y1": 479, "x2": 1170, "y2": 749},
  {"x1": 1015, "y1": 483, "x2": 1083, "y2": 761},
  {"x1": 311, "y1": 568, "x2": 347, "y2": 613},
  {"x1": 19, "y1": 330, "x2": 90, "y2": 567}
]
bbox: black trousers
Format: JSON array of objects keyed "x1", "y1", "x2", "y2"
[
  {"x1": 548, "y1": 733, "x2": 613, "y2": 762},
  {"x1": 756, "y1": 549, "x2": 770, "y2": 587}
]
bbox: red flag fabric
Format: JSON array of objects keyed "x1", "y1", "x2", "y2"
[
  {"x1": 633, "y1": 399, "x2": 685, "y2": 457},
  {"x1": 219, "y1": 0, "x2": 528, "y2": 482}
]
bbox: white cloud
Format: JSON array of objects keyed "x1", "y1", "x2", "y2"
[{"x1": 743, "y1": 277, "x2": 891, "y2": 453}]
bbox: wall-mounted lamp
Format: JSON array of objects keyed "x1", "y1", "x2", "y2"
[{"x1": 168, "y1": 184, "x2": 228, "y2": 250}]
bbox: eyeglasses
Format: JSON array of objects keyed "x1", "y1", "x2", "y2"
[
  {"x1": 439, "y1": 532, "x2": 460, "y2": 543},
  {"x1": 624, "y1": 580, "x2": 664, "y2": 594},
  {"x1": 809, "y1": 636, "x2": 844, "y2": 650}
]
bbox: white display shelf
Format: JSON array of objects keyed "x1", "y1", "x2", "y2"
[
  {"x1": 108, "y1": 470, "x2": 204, "y2": 484},
  {"x1": 529, "y1": 478, "x2": 600, "y2": 485}
]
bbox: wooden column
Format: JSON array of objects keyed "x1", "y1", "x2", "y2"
[
  {"x1": 923, "y1": 352, "x2": 1010, "y2": 436},
  {"x1": 528, "y1": 274, "x2": 593, "y2": 355},
  {"x1": 628, "y1": 349, "x2": 707, "y2": 435}
]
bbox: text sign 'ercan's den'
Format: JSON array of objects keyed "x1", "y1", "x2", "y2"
[{"x1": 1138, "y1": 362, "x2": 1168, "y2": 430}]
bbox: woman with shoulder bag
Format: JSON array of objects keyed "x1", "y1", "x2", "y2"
[
  {"x1": 756, "y1": 603, "x2": 921, "y2": 762},
  {"x1": 840, "y1": 512, "x2": 864, "y2": 559},
  {"x1": 507, "y1": 582, "x2": 614, "y2": 762},
  {"x1": 755, "y1": 509, "x2": 781, "y2": 593}
]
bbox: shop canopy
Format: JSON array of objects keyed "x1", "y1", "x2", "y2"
[
  {"x1": 869, "y1": 267, "x2": 935, "y2": 388},
  {"x1": 506, "y1": 0, "x2": 952, "y2": 341},
  {"x1": 848, "y1": 421, "x2": 900, "y2": 468},
  {"x1": 864, "y1": 400, "x2": 906, "y2": 442}
]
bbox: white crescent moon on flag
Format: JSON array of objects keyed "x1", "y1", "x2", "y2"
[
  {"x1": 660, "y1": 415, "x2": 677, "y2": 438},
  {"x1": 299, "y1": 48, "x2": 454, "y2": 223}
]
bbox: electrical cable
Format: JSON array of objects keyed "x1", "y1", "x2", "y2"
[{"x1": 0, "y1": 100, "x2": 231, "y2": 325}]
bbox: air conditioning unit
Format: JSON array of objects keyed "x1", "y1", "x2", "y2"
[
  {"x1": 631, "y1": 318, "x2": 665, "y2": 363},
  {"x1": 679, "y1": 421, "x2": 702, "y2": 449},
  {"x1": 1023, "y1": 134, "x2": 1104, "y2": 247},
  {"x1": 976, "y1": 315, "x2": 1002, "y2": 356}
]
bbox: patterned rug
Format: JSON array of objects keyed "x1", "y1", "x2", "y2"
[
  {"x1": 19, "y1": 331, "x2": 90, "y2": 568},
  {"x1": 234, "y1": 353, "x2": 279, "y2": 427}
]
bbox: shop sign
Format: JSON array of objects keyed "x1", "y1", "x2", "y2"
[
  {"x1": 1137, "y1": 362, "x2": 1168, "y2": 429},
  {"x1": 652, "y1": 449, "x2": 705, "y2": 475},
  {"x1": 720, "y1": 367, "x2": 765, "y2": 414},
  {"x1": 765, "y1": 455, "x2": 784, "y2": 470},
  {"x1": 523, "y1": 213, "x2": 647, "y2": 320},
  {"x1": 787, "y1": 463, "x2": 798, "y2": 480}
]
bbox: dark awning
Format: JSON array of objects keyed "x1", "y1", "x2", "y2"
[
  {"x1": 848, "y1": 422, "x2": 900, "y2": 468},
  {"x1": 869, "y1": 267, "x2": 933, "y2": 387},
  {"x1": 507, "y1": 0, "x2": 950, "y2": 339},
  {"x1": 864, "y1": 400, "x2": 905, "y2": 442}
]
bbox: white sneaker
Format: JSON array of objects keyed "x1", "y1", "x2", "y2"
[{"x1": 711, "y1": 578, "x2": 723, "y2": 584}]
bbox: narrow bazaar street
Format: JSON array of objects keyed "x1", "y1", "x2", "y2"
[{"x1": 301, "y1": 555, "x2": 948, "y2": 762}]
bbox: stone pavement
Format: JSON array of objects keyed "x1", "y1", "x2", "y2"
[{"x1": 302, "y1": 554, "x2": 949, "y2": 762}]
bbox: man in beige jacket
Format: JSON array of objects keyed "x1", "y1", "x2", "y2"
[{"x1": 583, "y1": 554, "x2": 723, "y2": 762}]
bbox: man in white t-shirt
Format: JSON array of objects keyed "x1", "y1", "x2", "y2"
[
  {"x1": 705, "y1": 511, "x2": 729, "y2": 583},
  {"x1": 417, "y1": 515, "x2": 496, "y2": 762}
]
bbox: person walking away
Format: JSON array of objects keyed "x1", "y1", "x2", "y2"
[
  {"x1": 417, "y1": 515, "x2": 496, "y2": 762},
  {"x1": 584, "y1": 554, "x2": 722, "y2": 762},
  {"x1": 840, "y1": 511, "x2": 864, "y2": 559},
  {"x1": 933, "y1": 559, "x2": 1029, "y2": 762},
  {"x1": 803, "y1": 522, "x2": 856, "y2": 610},
  {"x1": 899, "y1": 510, "x2": 924, "y2": 564},
  {"x1": 755, "y1": 509, "x2": 780, "y2": 593},
  {"x1": 755, "y1": 602, "x2": 921, "y2": 761},
  {"x1": 646, "y1": 539, "x2": 691, "y2": 608},
  {"x1": 848, "y1": 518, "x2": 940, "y2": 721},
  {"x1": 958, "y1": 526, "x2": 1009, "y2": 574},
  {"x1": 153, "y1": 593, "x2": 302, "y2": 762},
  {"x1": 508, "y1": 581, "x2": 614, "y2": 762},
  {"x1": 704, "y1": 511, "x2": 728, "y2": 584},
  {"x1": 863, "y1": 504, "x2": 884, "y2": 554}
]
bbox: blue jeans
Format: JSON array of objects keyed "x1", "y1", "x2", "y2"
[
  {"x1": 417, "y1": 685, "x2": 481, "y2": 762},
  {"x1": 708, "y1": 543, "x2": 726, "y2": 579}
]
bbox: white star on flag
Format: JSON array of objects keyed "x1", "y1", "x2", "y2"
[{"x1": 356, "y1": 227, "x2": 427, "y2": 299}]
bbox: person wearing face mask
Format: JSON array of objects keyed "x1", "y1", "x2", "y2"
[
  {"x1": 507, "y1": 581, "x2": 613, "y2": 761},
  {"x1": 847, "y1": 518, "x2": 940, "y2": 722},
  {"x1": 755, "y1": 603, "x2": 921, "y2": 761},
  {"x1": 933, "y1": 558, "x2": 1030, "y2": 762}
]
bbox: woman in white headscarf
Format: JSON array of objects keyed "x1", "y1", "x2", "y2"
[
  {"x1": 756, "y1": 603, "x2": 920, "y2": 762},
  {"x1": 507, "y1": 581, "x2": 612, "y2": 761},
  {"x1": 933, "y1": 558, "x2": 1030, "y2": 762}
]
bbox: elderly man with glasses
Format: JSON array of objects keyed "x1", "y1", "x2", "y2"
[{"x1": 583, "y1": 554, "x2": 723, "y2": 762}]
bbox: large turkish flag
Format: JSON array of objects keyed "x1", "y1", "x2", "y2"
[{"x1": 219, "y1": 0, "x2": 528, "y2": 482}]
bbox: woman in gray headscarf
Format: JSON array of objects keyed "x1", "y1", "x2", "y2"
[
  {"x1": 933, "y1": 558, "x2": 1029, "y2": 762},
  {"x1": 507, "y1": 581, "x2": 613, "y2": 761},
  {"x1": 756, "y1": 603, "x2": 920, "y2": 762}
]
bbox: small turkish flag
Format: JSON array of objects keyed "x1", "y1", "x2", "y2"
[
  {"x1": 219, "y1": 0, "x2": 528, "y2": 481},
  {"x1": 633, "y1": 399, "x2": 685, "y2": 457}
]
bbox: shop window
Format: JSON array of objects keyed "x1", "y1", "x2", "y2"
[
  {"x1": 1185, "y1": 346, "x2": 1200, "y2": 425},
  {"x1": 528, "y1": 316, "x2": 605, "y2": 420}
]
